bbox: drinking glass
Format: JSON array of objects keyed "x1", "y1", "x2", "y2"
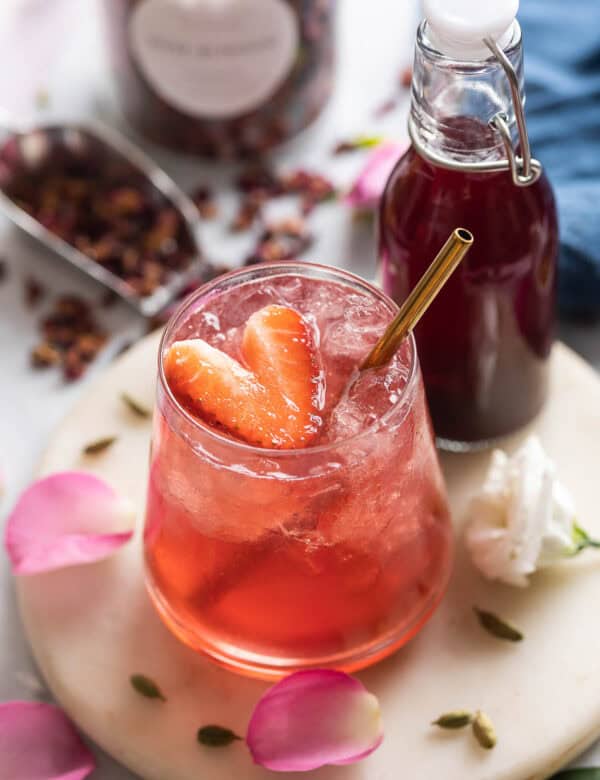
[{"x1": 144, "y1": 262, "x2": 453, "y2": 678}]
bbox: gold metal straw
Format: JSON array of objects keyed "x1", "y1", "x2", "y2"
[{"x1": 361, "y1": 227, "x2": 474, "y2": 371}]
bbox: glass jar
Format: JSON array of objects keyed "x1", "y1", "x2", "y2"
[{"x1": 103, "y1": 0, "x2": 336, "y2": 158}]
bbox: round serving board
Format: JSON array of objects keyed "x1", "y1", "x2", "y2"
[{"x1": 16, "y1": 334, "x2": 600, "y2": 780}]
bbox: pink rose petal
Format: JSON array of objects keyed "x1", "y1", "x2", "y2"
[
  {"x1": 5, "y1": 471, "x2": 135, "y2": 575},
  {"x1": 246, "y1": 670, "x2": 383, "y2": 771},
  {"x1": 345, "y1": 141, "x2": 407, "y2": 210},
  {"x1": 0, "y1": 701, "x2": 95, "y2": 780}
]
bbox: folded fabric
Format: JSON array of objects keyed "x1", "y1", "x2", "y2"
[{"x1": 520, "y1": 0, "x2": 600, "y2": 317}]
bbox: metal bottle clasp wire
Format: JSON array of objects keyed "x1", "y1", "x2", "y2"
[
  {"x1": 484, "y1": 36, "x2": 542, "y2": 187},
  {"x1": 408, "y1": 36, "x2": 543, "y2": 187}
]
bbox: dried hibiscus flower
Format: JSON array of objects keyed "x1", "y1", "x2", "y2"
[
  {"x1": 31, "y1": 293, "x2": 107, "y2": 382},
  {"x1": 245, "y1": 217, "x2": 313, "y2": 266},
  {"x1": 0, "y1": 127, "x2": 198, "y2": 300}
]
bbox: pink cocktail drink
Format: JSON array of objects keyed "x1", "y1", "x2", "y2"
[{"x1": 144, "y1": 263, "x2": 453, "y2": 678}]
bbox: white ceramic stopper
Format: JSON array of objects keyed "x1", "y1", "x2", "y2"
[{"x1": 423, "y1": 0, "x2": 519, "y2": 60}]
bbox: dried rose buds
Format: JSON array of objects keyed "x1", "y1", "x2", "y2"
[
  {"x1": 0, "y1": 128, "x2": 197, "y2": 299},
  {"x1": 245, "y1": 218, "x2": 314, "y2": 266},
  {"x1": 31, "y1": 294, "x2": 107, "y2": 382}
]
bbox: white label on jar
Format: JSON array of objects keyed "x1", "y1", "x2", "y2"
[{"x1": 129, "y1": 0, "x2": 299, "y2": 120}]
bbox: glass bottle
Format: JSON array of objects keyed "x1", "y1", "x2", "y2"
[
  {"x1": 102, "y1": 0, "x2": 336, "y2": 158},
  {"x1": 379, "y1": 2, "x2": 558, "y2": 449}
]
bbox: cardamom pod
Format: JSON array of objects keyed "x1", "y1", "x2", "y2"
[
  {"x1": 474, "y1": 607, "x2": 523, "y2": 642},
  {"x1": 472, "y1": 710, "x2": 497, "y2": 749},
  {"x1": 83, "y1": 435, "x2": 117, "y2": 455},
  {"x1": 197, "y1": 725, "x2": 242, "y2": 747},
  {"x1": 130, "y1": 674, "x2": 166, "y2": 701},
  {"x1": 121, "y1": 393, "x2": 151, "y2": 419},
  {"x1": 431, "y1": 711, "x2": 473, "y2": 729}
]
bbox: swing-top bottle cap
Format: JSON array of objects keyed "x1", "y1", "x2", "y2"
[{"x1": 423, "y1": 0, "x2": 519, "y2": 60}]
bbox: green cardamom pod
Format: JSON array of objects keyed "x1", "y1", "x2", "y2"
[
  {"x1": 121, "y1": 393, "x2": 151, "y2": 419},
  {"x1": 474, "y1": 607, "x2": 523, "y2": 642},
  {"x1": 130, "y1": 674, "x2": 166, "y2": 701},
  {"x1": 553, "y1": 769, "x2": 600, "y2": 779},
  {"x1": 472, "y1": 710, "x2": 497, "y2": 749},
  {"x1": 431, "y1": 711, "x2": 473, "y2": 729},
  {"x1": 83, "y1": 435, "x2": 117, "y2": 455},
  {"x1": 197, "y1": 725, "x2": 242, "y2": 747}
]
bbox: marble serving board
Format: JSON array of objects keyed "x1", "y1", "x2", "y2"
[{"x1": 15, "y1": 332, "x2": 600, "y2": 780}]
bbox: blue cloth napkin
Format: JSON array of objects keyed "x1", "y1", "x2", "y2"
[{"x1": 521, "y1": 0, "x2": 600, "y2": 318}]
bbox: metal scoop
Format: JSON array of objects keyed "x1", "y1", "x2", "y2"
[{"x1": 0, "y1": 117, "x2": 206, "y2": 318}]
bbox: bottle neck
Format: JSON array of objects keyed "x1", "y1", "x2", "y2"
[{"x1": 409, "y1": 20, "x2": 525, "y2": 165}]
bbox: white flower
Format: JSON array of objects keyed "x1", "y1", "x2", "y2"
[{"x1": 465, "y1": 436, "x2": 581, "y2": 587}]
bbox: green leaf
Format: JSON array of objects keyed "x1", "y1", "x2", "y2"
[
  {"x1": 197, "y1": 725, "x2": 242, "y2": 747},
  {"x1": 571, "y1": 523, "x2": 600, "y2": 554},
  {"x1": 552, "y1": 770, "x2": 600, "y2": 779},
  {"x1": 130, "y1": 674, "x2": 166, "y2": 701},
  {"x1": 353, "y1": 135, "x2": 383, "y2": 149},
  {"x1": 333, "y1": 135, "x2": 384, "y2": 154},
  {"x1": 473, "y1": 607, "x2": 524, "y2": 642}
]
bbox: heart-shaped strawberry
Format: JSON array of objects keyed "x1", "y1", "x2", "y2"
[{"x1": 164, "y1": 305, "x2": 324, "y2": 449}]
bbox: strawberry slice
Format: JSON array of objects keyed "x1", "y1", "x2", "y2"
[
  {"x1": 164, "y1": 339, "x2": 285, "y2": 448},
  {"x1": 242, "y1": 304, "x2": 324, "y2": 428},
  {"x1": 164, "y1": 305, "x2": 323, "y2": 449}
]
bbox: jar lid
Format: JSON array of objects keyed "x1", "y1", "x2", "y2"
[{"x1": 423, "y1": 0, "x2": 519, "y2": 60}]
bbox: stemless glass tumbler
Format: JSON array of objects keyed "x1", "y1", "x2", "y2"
[{"x1": 144, "y1": 263, "x2": 453, "y2": 679}]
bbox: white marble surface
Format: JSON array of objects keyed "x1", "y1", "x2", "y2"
[
  {"x1": 16, "y1": 337, "x2": 600, "y2": 780},
  {"x1": 0, "y1": 1, "x2": 599, "y2": 778}
]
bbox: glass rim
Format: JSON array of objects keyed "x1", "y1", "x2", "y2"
[{"x1": 158, "y1": 261, "x2": 419, "y2": 457}]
